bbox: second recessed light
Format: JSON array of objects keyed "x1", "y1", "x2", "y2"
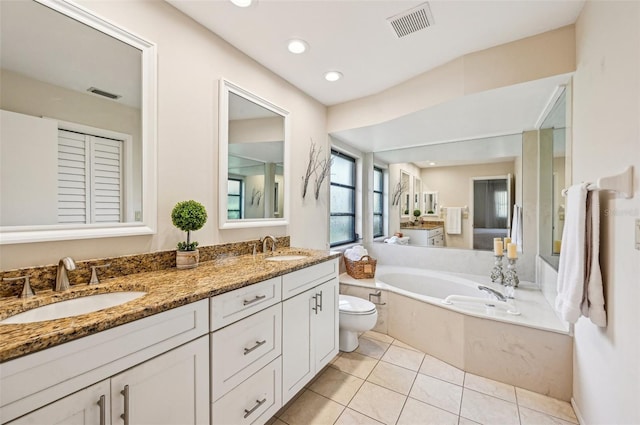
[
  {"x1": 324, "y1": 71, "x2": 343, "y2": 82},
  {"x1": 287, "y1": 39, "x2": 308, "y2": 54}
]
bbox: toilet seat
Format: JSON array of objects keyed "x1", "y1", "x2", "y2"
[{"x1": 339, "y1": 295, "x2": 376, "y2": 315}]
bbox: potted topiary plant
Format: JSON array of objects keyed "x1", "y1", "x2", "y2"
[
  {"x1": 171, "y1": 200, "x2": 207, "y2": 269},
  {"x1": 413, "y1": 209, "x2": 422, "y2": 223}
]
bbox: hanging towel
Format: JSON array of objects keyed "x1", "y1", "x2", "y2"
[
  {"x1": 510, "y1": 204, "x2": 523, "y2": 252},
  {"x1": 555, "y1": 184, "x2": 606, "y2": 327},
  {"x1": 446, "y1": 207, "x2": 462, "y2": 235}
]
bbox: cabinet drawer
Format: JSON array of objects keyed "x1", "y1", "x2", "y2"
[
  {"x1": 211, "y1": 277, "x2": 281, "y2": 330},
  {"x1": 211, "y1": 304, "x2": 282, "y2": 401},
  {"x1": 282, "y1": 259, "x2": 337, "y2": 300},
  {"x1": 427, "y1": 227, "x2": 444, "y2": 237},
  {"x1": 212, "y1": 357, "x2": 281, "y2": 425}
]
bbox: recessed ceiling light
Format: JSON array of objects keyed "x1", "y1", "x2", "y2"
[
  {"x1": 287, "y1": 39, "x2": 308, "y2": 54},
  {"x1": 429, "y1": 162, "x2": 436, "y2": 166},
  {"x1": 230, "y1": 0, "x2": 252, "y2": 7},
  {"x1": 324, "y1": 71, "x2": 343, "y2": 82}
]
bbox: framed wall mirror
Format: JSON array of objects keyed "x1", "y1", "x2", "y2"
[
  {"x1": 423, "y1": 191, "x2": 438, "y2": 215},
  {"x1": 413, "y1": 177, "x2": 421, "y2": 214},
  {"x1": 0, "y1": 0, "x2": 157, "y2": 244},
  {"x1": 218, "y1": 79, "x2": 289, "y2": 229},
  {"x1": 400, "y1": 171, "x2": 410, "y2": 218}
]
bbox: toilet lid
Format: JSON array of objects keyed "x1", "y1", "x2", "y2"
[{"x1": 339, "y1": 295, "x2": 376, "y2": 315}]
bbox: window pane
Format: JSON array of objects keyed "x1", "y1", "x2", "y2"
[
  {"x1": 373, "y1": 193, "x2": 382, "y2": 214},
  {"x1": 228, "y1": 196, "x2": 240, "y2": 210},
  {"x1": 331, "y1": 153, "x2": 354, "y2": 186},
  {"x1": 373, "y1": 169, "x2": 382, "y2": 192},
  {"x1": 228, "y1": 179, "x2": 241, "y2": 195},
  {"x1": 330, "y1": 216, "x2": 355, "y2": 245},
  {"x1": 228, "y1": 210, "x2": 240, "y2": 219},
  {"x1": 330, "y1": 185, "x2": 354, "y2": 214},
  {"x1": 373, "y1": 215, "x2": 383, "y2": 237}
]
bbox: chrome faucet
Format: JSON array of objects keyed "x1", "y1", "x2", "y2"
[
  {"x1": 478, "y1": 285, "x2": 507, "y2": 302},
  {"x1": 55, "y1": 257, "x2": 76, "y2": 291},
  {"x1": 261, "y1": 235, "x2": 277, "y2": 253}
]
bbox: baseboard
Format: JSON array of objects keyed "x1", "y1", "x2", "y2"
[{"x1": 571, "y1": 397, "x2": 586, "y2": 424}]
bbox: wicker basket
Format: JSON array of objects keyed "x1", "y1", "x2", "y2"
[{"x1": 344, "y1": 255, "x2": 377, "y2": 279}]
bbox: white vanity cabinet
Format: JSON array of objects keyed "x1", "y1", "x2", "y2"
[
  {"x1": 281, "y1": 260, "x2": 339, "y2": 404},
  {"x1": 1, "y1": 300, "x2": 209, "y2": 425},
  {"x1": 403, "y1": 226, "x2": 445, "y2": 247}
]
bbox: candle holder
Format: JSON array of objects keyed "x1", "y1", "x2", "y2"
[
  {"x1": 490, "y1": 255, "x2": 504, "y2": 285},
  {"x1": 504, "y1": 257, "x2": 519, "y2": 295}
]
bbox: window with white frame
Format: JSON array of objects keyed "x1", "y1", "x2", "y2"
[
  {"x1": 373, "y1": 167, "x2": 384, "y2": 238},
  {"x1": 227, "y1": 178, "x2": 243, "y2": 219},
  {"x1": 330, "y1": 150, "x2": 356, "y2": 246}
]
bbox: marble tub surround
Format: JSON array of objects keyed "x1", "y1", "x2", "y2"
[
  {"x1": 0, "y1": 245, "x2": 334, "y2": 363},
  {"x1": 0, "y1": 236, "x2": 290, "y2": 298}
]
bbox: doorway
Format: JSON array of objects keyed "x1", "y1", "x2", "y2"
[{"x1": 472, "y1": 175, "x2": 512, "y2": 250}]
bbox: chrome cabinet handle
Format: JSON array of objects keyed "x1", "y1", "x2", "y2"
[
  {"x1": 120, "y1": 385, "x2": 129, "y2": 425},
  {"x1": 243, "y1": 294, "x2": 266, "y2": 306},
  {"x1": 311, "y1": 294, "x2": 318, "y2": 314},
  {"x1": 97, "y1": 394, "x2": 106, "y2": 425},
  {"x1": 243, "y1": 398, "x2": 267, "y2": 419},
  {"x1": 317, "y1": 290, "x2": 323, "y2": 312},
  {"x1": 243, "y1": 340, "x2": 267, "y2": 355}
]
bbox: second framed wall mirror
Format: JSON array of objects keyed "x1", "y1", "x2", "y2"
[{"x1": 218, "y1": 79, "x2": 290, "y2": 229}]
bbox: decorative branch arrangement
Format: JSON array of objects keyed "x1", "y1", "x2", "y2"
[
  {"x1": 302, "y1": 140, "x2": 333, "y2": 200},
  {"x1": 251, "y1": 188, "x2": 263, "y2": 206},
  {"x1": 391, "y1": 180, "x2": 408, "y2": 206}
]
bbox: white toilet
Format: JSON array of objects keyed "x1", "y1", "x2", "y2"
[{"x1": 338, "y1": 294, "x2": 378, "y2": 352}]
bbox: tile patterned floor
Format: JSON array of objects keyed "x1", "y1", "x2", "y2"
[{"x1": 269, "y1": 331, "x2": 578, "y2": 425}]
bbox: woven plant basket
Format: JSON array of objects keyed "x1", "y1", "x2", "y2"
[{"x1": 344, "y1": 255, "x2": 377, "y2": 279}]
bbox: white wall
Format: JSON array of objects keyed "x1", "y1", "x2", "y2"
[
  {"x1": 0, "y1": 0, "x2": 328, "y2": 269},
  {"x1": 572, "y1": 1, "x2": 640, "y2": 423}
]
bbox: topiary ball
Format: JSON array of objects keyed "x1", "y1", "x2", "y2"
[{"x1": 171, "y1": 200, "x2": 207, "y2": 232}]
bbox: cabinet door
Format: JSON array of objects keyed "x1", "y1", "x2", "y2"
[
  {"x1": 111, "y1": 336, "x2": 209, "y2": 425},
  {"x1": 313, "y1": 278, "x2": 339, "y2": 371},
  {"x1": 281, "y1": 290, "x2": 313, "y2": 404},
  {"x1": 7, "y1": 380, "x2": 110, "y2": 425}
]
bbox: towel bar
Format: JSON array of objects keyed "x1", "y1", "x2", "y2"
[{"x1": 562, "y1": 166, "x2": 633, "y2": 198}]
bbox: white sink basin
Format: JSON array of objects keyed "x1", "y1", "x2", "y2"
[
  {"x1": 265, "y1": 255, "x2": 308, "y2": 262},
  {"x1": 0, "y1": 291, "x2": 147, "y2": 324}
]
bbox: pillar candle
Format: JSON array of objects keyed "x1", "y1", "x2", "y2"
[
  {"x1": 503, "y1": 237, "x2": 512, "y2": 250},
  {"x1": 507, "y1": 242, "x2": 518, "y2": 259},
  {"x1": 494, "y1": 240, "x2": 504, "y2": 256}
]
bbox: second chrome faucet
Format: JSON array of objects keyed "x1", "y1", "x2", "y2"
[{"x1": 55, "y1": 257, "x2": 76, "y2": 291}]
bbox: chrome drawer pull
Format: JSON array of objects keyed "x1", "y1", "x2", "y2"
[
  {"x1": 243, "y1": 294, "x2": 267, "y2": 306},
  {"x1": 243, "y1": 339, "x2": 267, "y2": 355},
  {"x1": 311, "y1": 294, "x2": 318, "y2": 314},
  {"x1": 97, "y1": 394, "x2": 106, "y2": 425},
  {"x1": 317, "y1": 290, "x2": 323, "y2": 312},
  {"x1": 243, "y1": 398, "x2": 267, "y2": 418},
  {"x1": 120, "y1": 385, "x2": 129, "y2": 425}
]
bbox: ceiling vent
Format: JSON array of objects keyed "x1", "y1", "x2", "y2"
[
  {"x1": 87, "y1": 87, "x2": 121, "y2": 100},
  {"x1": 387, "y1": 2, "x2": 434, "y2": 38}
]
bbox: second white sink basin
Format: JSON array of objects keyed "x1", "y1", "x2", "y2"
[
  {"x1": 0, "y1": 291, "x2": 147, "y2": 324},
  {"x1": 265, "y1": 255, "x2": 308, "y2": 262}
]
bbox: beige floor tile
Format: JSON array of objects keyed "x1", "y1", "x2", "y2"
[
  {"x1": 516, "y1": 387, "x2": 577, "y2": 423},
  {"x1": 355, "y1": 336, "x2": 391, "y2": 359},
  {"x1": 463, "y1": 373, "x2": 516, "y2": 403},
  {"x1": 348, "y1": 382, "x2": 406, "y2": 425},
  {"x1": 419, "y1": 355, "x2": 464, "y2": 386},
  {"x1": 332, "y1": 351, "x2": 379, "y2": 379},
  {"x1": 391, "y1": 338, "x2": 422, "y2": 352},
  {"x1": 519, "y1": 406, "x2": 579, "y2": 425},
  {"x1": 279, "y1": 390, "x2": 344, "y2": 425},
  {"x1": 367, "y1": 360, "x2": 417, "y2": 395},
  {"x1": 457, "y1": 417, "x2": 481, "y2": 425},
  {"x1": 381, "y1": 345, "x2": 425, "y2": 371},
  {"x1": 266, "y1": 418, "x2": 288, "y2": 425},
  {"x1": 460, "y1": 388, "x2": 519, "y2": 425},
  {"x1": 308, "y1": 366, "x2": 365, "y2": 405},
  {"x1": 396, "y1": 397, "x2": 459, "y2": 425},
  {"x1": 334, "y1": 408, "x2": 385, "y2": 425},
  {"x1": 362, "y1": 330, "x2": 395, "y2": 344},
  {"x1": 409, "y1": 373, "x2": 463, "y2": 415}
]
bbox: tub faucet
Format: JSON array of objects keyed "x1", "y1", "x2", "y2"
[
  {"x1": 478, "y1": 285, "x2": 507, "y2": 302},
  {"x1": 55, "y1": 257, "x2": 76, "y2": 291},
  {"x1": 261, "y1": 235, "x2": 277, "y2": 253}
]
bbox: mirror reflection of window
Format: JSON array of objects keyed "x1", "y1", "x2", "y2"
[{"x1": 227, "y1": 178, "x2": 243, "y2": 219}]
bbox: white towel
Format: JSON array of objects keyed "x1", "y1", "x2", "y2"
[
  {"x1": 555, "y1": 183, "x2": 606, "y2": 326},
  {"x1": 446, "y1": 207, "x2": 462, "y2": 235},
  {"x1": 510, "y1": 204, "x2": 523, "y2": 252}
]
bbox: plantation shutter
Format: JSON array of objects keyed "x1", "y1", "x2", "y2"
[{"x1": 57, "y1": 129, "x2": 123, "y2": 224}]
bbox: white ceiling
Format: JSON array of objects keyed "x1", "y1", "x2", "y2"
[{"x1": 168, "y1": 0, "x2": 584, "y2": 106}]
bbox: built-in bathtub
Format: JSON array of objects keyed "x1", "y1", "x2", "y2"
[{"x1": 340, "y1": 265, "x2": 573, "y2": 401}]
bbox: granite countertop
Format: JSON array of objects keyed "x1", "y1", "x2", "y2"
[
  {"x1": 0, "y1": 248, "x2": 340, "y2": 363},
  {"x1": 400, "y1": 222, "x2": 444, "y2": 230}
]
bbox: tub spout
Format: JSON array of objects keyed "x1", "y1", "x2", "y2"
[{"x1": 478, "y1": 285, "x2": 507, "y2": 302}]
